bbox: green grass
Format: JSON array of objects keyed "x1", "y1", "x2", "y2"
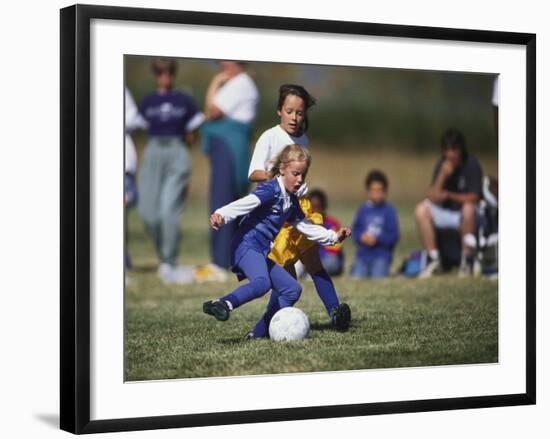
[{"x1": 125, "y1": 196, "x2": 498, "y2": 381}]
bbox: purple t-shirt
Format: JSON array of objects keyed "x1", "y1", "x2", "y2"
[{"x1": 140, "y1": 90, "x2": 200, "y2": 137}]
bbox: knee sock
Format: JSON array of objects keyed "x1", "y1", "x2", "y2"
[
  {"x1": 222, "y1": 276, "x2": 270, "y2": 310},
  {"x1": 311, "y1": 268, "x2": 340, "y2": 317}
]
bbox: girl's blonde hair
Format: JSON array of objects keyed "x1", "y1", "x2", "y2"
[{"x1": 267, "y1": 144, "x2": 311, "y2": 179}]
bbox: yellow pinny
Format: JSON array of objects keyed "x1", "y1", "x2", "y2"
[{"x1": 268, "y1": 197, "x2": 324, "y2": 266}]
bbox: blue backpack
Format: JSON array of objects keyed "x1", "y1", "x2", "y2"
[{"x1": 399, "y1": 250, "x2": 427, "y2": 277}]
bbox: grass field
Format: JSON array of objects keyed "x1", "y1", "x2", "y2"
[
  {"x1": 125, "y1": 149, "x2": 498, "y2": 381},
  {"x1": 125, "y1": 267, "x2": 498, "y2": 380}
]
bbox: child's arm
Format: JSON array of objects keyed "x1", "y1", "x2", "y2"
[
  {"x1": 210, "y1": 182, "x2": 277, "y2": 230},
  {"x1": 211, "y1": 194, "x2": 262, "y2": 229},
  {"x1": 324, "y1": 217, "x2": 343, "y2": 252},
  {"x1": 293, "y1": 219, "x2": 351, "y2": 246}
]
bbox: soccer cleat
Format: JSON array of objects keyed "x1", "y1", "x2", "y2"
[
  {"x1": 331, "y1": 303, "x2": 351, "y2": 331},
  {"x1": 202, "y1": 300, "x2": 231, "y2": 321},
  {"x1": 418, "y1": 257, "x2": 440, "y2": 279}
]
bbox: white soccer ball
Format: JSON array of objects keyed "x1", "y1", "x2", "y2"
[{"x1": 269, "y1": 307, "x2": 310, "y2": 342}]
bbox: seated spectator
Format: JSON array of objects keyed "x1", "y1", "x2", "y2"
[
  {"x1": 415, "y1": 128, "x2": 483, "y2": 278},
  {"x1": 308, "y1": 189, "x2": 345, "y2": 276},
  {"x1": 351, "y1": 170, "x2": 399, "y2": 279}
]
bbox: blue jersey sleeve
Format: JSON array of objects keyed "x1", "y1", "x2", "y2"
[
  {"x1": 376, "y1": 205, "x2": 400, "y2": 249},
  {"x1": 252, "y1": 181, "x2": 278, "y2": 204}
]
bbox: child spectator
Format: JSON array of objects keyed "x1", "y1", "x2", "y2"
[
  {"x1": 308, "y1": 189, "x2": 344, "y2": 276},
  {"x1": 351, "y1": 170, "x2": 400, "y2": 278},
  {"x1": 137, "y1": 58, "x2": 204, "y2": 284}
]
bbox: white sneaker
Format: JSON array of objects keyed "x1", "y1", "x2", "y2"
[
  {"x1": 171, "y1": 265, "x2": 195, "y2": 285},
  {"x1": 158, "y1": 263, "x2": 196, "y2": 285},
  {"x1": 418, "y1": 258, "x2": 440, "y2": 279},
  {"x1": 158, "y1": 263, "x2": 174, "y2": 284}
]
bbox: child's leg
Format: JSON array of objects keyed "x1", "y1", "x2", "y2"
[
  {"x1": 250, "y1": 290, "x2": 280, "y2": 338},
  {"x1": 351, "y1": 258, "x2": 369, "y2": 278},
  {"x1": 268, "y1": 259, "x2": 302, "y2": 308},
  {"x1": 300, "y1": 245, "x2": 339, "y2": 317},
  {"x1": 220, "y1": 250, "x2": 271, "y2": 310},
  {"x1": 370, "y1": 257, "x2": 390, "y2": 278},
  {"x1": 250, "y1": 260, "x2": 302, "y2": 338}
]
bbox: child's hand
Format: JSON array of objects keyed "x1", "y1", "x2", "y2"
[
  {"x1": 210, "y1": 213, "x2": 225, "y2": 230},
  {"x1": 336, "y1": 227, "x2": 352, "y2": 243},
  {"x1": 361, "y1": 232, "x2": 377, "y2": 247}
]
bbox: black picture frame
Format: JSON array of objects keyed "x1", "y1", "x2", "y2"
[{"x1": 60, "y1": 4, "x2": 536, "y2": 434}]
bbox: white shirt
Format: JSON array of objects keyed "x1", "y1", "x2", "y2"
[
  {"x1": 248, "y1": 125, "x2": 309, "y2": 177},
  {"x1": 213, "y1": 72, "x2": 259, "y2": 124}
]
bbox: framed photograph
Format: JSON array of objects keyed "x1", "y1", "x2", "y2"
[{"x1": 60, "y1": 4, "x2": 536, "y2": 434}]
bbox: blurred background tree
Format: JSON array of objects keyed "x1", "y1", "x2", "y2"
[{"x1": 126, "y1": 56, "x2": 496, "y2": 155}]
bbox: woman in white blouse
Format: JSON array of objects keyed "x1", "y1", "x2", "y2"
[{"x1": 201, "y1": 61, "x2": 259, "y2": 271}]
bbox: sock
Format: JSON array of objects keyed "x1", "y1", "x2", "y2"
[
  {"x1": 429, "y1": 249, "x2": 439, "y2": 261},
  {"x1": 311, "y1": 269, "x2": 340, "y2": 317},
  {"x1": 221, "y1": 294, "x2": 239, "y2": 310}
]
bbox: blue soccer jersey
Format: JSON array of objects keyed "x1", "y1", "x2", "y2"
[{"x1": 231, "y1": 179, "x2": 305, "y2": 268}]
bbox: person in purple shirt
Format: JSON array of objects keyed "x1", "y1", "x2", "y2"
[
  {"x1": 351, "y1": 170, "x2": 400, "y2": 278},
  {"x1": 137, "y1": 58, "x2": 204, "y2": 284}
]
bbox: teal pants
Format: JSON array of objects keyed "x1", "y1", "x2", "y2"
[{"x1": 137, "y1": 137, "x2": 191, "y2": 265}]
